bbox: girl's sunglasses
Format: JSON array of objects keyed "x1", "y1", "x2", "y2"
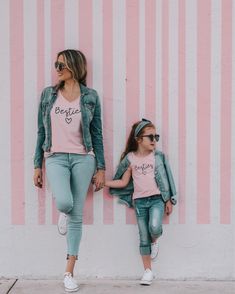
[
  {"x1": 54, "y1": 61, "x2": 67, "y2": 71},
  {"x1": 141, "y1": 134, "x2": 160, "y2": 142}
]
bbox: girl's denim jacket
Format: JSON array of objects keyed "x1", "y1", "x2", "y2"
[
  {"x1": 109, "y1": 150, "x2": 177, "y2": 208},
  {"x1": 34, "y1": 84, "x2": 105, "y2": 170}
]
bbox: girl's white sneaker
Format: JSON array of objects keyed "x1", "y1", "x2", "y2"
[
  {"x1": 63, "y1": 272, "x2": 79, "y2": 292},
  {"x1": 140, "y1": 268, "x2": 154, "y2": 285},
  {"x1": 58, "y1": 213, "x2": 68, "y2": 235}
]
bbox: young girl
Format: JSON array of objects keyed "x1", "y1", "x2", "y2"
[{"x1": 105, "y1": 119, "x2": 176, "y2": 285}]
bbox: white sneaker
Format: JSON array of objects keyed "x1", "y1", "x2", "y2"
[
  {"x1": 63, "y1": 272, "x2": 79, "y2": 292},
  {"x1": 58, "y1": 213, "x2": 68, "y2": 235},
  {"x1": 140, "y1": 268, "x2": 154, "y2": 285},
  {"x1": 151, "y1": 241, "x2": 159, "y2": 262}
]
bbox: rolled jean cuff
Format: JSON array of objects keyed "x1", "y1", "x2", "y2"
[
  {"x1": 66, "y1": 254, "x2": 78, "y2": 260},
  {"x1": 139, "y1": 245, "x2": 151, "y2": 256}
]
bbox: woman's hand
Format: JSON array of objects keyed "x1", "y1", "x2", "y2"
[
  {"x1": 165, "y1": 200, "x2": 173, "y2": 216},
  {"x1": 93, "y1": 169, "x2": 105, "y2": 192},
  {"x1": 34, "y1": 168, "x2": 43, "y2": 188}
]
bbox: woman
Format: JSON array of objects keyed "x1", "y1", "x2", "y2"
[{"x1": 33, "y1": 49, "x2": 105, "y2": 292}]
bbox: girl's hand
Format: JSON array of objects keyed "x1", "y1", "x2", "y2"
[
  {"x1": 34, "y1": 168, "x2": 43, "y2": 188},
  {"x1": 93, "y1": 169, "x2": 105, "y2": 192},
  {"x1": 165, "y1": 200, "x2": 173, "y2": 216}
]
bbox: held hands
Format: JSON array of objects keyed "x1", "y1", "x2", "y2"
[
  {"x1": 33, "y1": 168, "x2": 43, "y2": 188},
  {"x1": 165, "y1": 200, "x2": 173, "y2": 216},
  {"x1": 92, "y1": 169, "x2": 105, "y2": 192}
]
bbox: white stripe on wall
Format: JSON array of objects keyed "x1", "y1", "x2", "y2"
[
  {"x1": 92, "y1": 0, "x2": 103, "y2": 225},
  {"x1": 24, "y1": 0, "x2": 38, "y2": 225},
  {"x1": 0, "y1": 0, "x2": 10, "y2": 225},
  {"x1": 139, "y1": 0, "x2": 145, "y2": 119},
  {"x1": 65, "y1": 0, "x2": 78, "y2": 49},
  {"x1": 185, "y1": 0, "x2": 197, "y2": 224},
  {"x1": 168, "y1": 0, "x2": 179, "y2": 224},
  {"x1": 210, "y1": 0, "x2": 221, "y2": 224},
  {"x1": 113, "y1": 0, "x2": 126, "y2": 225},
  {"x1": 44, "y1": 0, "x2": 52, "y2": 87},
  {"x1": 44, "y1": 0, "x2": 52, "y2": 224}
]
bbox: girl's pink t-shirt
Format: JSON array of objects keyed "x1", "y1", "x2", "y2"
[
  {"x1": 49, "y1": 91, "x2": 88, "y2": 154},
  {"x1": 128, "y1": 151, "x2": 160, "y2": 199}
]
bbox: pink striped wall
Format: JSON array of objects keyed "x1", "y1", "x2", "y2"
[
  {"x1": 197, "y1": 0, "x2": 211, "y2": 224},
  {"x1": 10, "y1": 0, "x2": 25, "y2": 225},
  {"x1": 5, "y1": 0, "x2": 234, "y2": 226},
  {"x1": 103, "y1": 0, "x2": 114, "y2": 224},
  {"x1": 79, "y1": 0, "x2": 94, "y2": 225},
  {"x1": 220, "y1": 0, "x2": 232, "y2": 224},
  {"x1": 126, "y1": 0, "x2": 139, "y2": 225},
  {"x1": 37, "y1": 0, "x2": 46, "y2": 225}
]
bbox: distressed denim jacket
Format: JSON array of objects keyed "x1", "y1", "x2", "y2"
[
  {"x1": 109, "y1": 150, "x2": 177, "y2": 208},
  {"x1": 34, "y1": 84, "x2": 105, "y2": 170}
]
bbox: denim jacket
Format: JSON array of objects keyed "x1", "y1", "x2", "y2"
[
  {"x1": 34, "y1": 84, "x2": 105, "y2": 170},
  {"x1": 109, "y1": 150, "x2": 177, "y2": 208}
]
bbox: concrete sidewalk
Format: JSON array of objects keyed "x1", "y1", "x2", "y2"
[{"x1": 1, "y1": 279, "x2": 235, "y2": 294}]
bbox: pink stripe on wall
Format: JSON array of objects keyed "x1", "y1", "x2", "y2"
[
  {"x1": 103, "y1": 0, "x2": 114, "y2": 224},
  {"x1": 162, "y1": 0, "x2": 169, "y2": 224},
  {"x1": 79, "y1": 0, "x2": 93, "y2": 87},
  {"x1": 37, "y1": 0, "x2": 46, "y2": 225},
  {"x1": 145, "y1": 0, "x2": 156, "y2": 122},
  {"x1": 51, "y1": 0, "x2": 65, "y2": 224},
  {"x1": 220, "y1": 0, "x2": 232, "y2": 224},
  {"x1": 10, "y1": 0, "x2": 25, "y2": 225},
  {"x1": 197, "y1": 0, "x2": 211, "y2": 224},
  {"x1": 126, "y1": 0, "x2": 139, "y2": 224},
  {"x1": 178, "y1": 0, "x2": 186, "y2": 224},
  {"x1": 79, "y1": 0, "x2": 94, "y2": 224}
]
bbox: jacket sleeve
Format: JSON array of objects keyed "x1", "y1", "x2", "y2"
[
  {"x1": 90, "y1": 92, "x2": 105, "y2": 170},
  {"x1": 163, "y1": 153, "x2": 177, "y2": 205},
  {"x1": 109, "y1": 157, "x2": 134, "y2": 207},
  {"x1": 33, "y1": 91, "x2": 45, "y2": 169}
]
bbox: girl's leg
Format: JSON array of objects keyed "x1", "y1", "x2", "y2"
[
  {"x1": 141, "y1": 255, "x2": 151, "y2": 270},
  {"x1": 149, "y1": 197, "x2": 165, "y2": 240},
  {"x1": 134, "y1": 199, "x2": 152, "y2": 270},
  {"x1": 65, "y1": 154, "x2": 96, "y2": 275},
  {"x1": 148, "y1": 196, "x2": 165, "y2": 261}
]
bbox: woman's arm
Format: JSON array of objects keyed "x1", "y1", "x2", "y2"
[{"x1": 105, "y1": 167, "x2": 132, "y2": 188}]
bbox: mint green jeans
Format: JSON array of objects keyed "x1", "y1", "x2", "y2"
[{"x1": 45, "y1": 153, "x2": 96, "y2": 256}]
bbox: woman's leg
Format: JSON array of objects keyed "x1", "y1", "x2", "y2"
[
  {"x1": 45, "y1": 154, "x2": 73, "y2": 215},
  {"x1": 65, "y1": 154, "x2": 96, "y2": 274}
]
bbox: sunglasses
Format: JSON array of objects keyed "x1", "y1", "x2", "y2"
[
  {"x1": 54, "y1": 61, "x2": 67, "y2": 71},
  {"x1": 141, "y1": 134, "x2": 160, "y2": 142}
]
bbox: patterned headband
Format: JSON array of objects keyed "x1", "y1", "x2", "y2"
[{"x1": 134, "y1": 118, "x2": 152, "y2": 137}]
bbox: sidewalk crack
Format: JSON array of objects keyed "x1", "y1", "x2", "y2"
[{"x1": 6, "y1": 279, "x2": 18, "y2": 294}]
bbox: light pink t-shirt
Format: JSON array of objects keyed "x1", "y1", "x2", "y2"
[
  {"x1": 128, "y1": 151, "x2": 160, "y2": 199},
  {"x1": 49, "y1": 91, "x2": 88, "y2": 154}
]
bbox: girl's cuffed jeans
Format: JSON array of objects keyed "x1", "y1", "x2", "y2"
[
  {"x1": 45, "y1": 153, "x2": 96, "y2": 257},
  {"x1": 134, "y1": 195, "x2": 165, "y2": 256}
]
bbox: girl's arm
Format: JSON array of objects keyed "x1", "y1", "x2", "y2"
[{"x1": 105, "y1": 167, "x2": 132, "y2": 188}]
